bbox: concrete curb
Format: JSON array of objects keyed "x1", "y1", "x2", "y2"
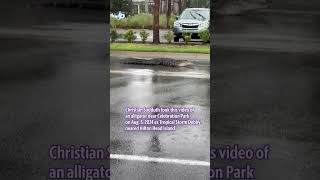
[{"x1": 110, "y1": 51, "x2": 210, "y2": 62}]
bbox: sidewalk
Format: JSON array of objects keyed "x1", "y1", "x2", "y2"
[{"x1": 110, "y1": 51, "x2": 210, "y2": 61}]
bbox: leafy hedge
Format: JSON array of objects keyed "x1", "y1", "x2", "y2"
[{"x1": 110, "y1": 14, "x2": 176, "y2": 29}]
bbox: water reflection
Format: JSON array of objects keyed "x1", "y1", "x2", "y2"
[{"x1": 150, "y1": 135, "x2": 161, "y2": 153}]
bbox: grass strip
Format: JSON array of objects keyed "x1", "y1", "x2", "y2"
[{"x1": 110, "y1": 43, "x2": 210, "y2": 54}]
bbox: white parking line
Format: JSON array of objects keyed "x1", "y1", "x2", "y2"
[
  {"x1": 110, "y1": 154, "x2": 210, "y2": 166},
  {"x1": 110, "y1": 70, "x2": 210, "y2": 79}
]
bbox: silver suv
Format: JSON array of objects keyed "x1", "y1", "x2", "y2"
[{"x1": 173, "y1": 8, "x2": 210, "y2": 42}]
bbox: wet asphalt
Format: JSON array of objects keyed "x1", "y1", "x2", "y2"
[
  {"x1": 0, "y1": 2, "x2": 319, "y2": 180},
  {"x1": 0, "y1": 6, "x2": 108, "y2": 180},
  {"x1": 212, "y1": 10, "x2": 320, "y2": 180},
  {"x1": 110, "y1": 59, "x2": 210, "y2": 180}
]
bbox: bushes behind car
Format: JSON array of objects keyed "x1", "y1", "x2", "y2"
[
  {"x1": 110, "y1": 14, "x2": 175, "y2": 29},
  {"x1": 199, "y1": 30, "x2": 210, "y2": 43}
]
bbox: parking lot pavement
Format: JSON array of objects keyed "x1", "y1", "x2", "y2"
[
  {"x1": 212, "y1": 10, "x2": 320, "y2": 180},
  {"x1": 111, "y1": 160, "x2": 209, "y2": 180},
  {"x1": 110, "y1": 59, "x2": 210, "y2": 180},
  {"x1": 0, "y1": 7, "x2": 108, "y2": 180}
]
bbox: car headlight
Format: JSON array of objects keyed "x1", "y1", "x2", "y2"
[{"x1": 174, "y1": 22, "x2": 181, "y2": 27}]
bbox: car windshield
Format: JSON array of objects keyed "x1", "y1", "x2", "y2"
[{"x1": 179, "y1": 9, "x2": 209, "y2": 21}]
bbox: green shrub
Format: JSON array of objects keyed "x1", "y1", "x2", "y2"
[
  {"x1": 139, "y1": 30, "x2": 150, "y2": 43},
  {"x1": 123, "y1": 29, "x2": 137, "y2": 43},
  {"x1": 110, "y1": 16, "x2": 128, "y2": 29},
  {"x1": 164, "y1": 31, "x2": 174, "y2": 44},
  {"x1": 110, "y1": 16, "x2": 117, "y2": 28},
  {"x1": 118, "y1": 33, "x2": 124, "y2": 39},
  {"x1": 199, "y1": 30, "x2": 210, "y2": 43},
  {"x1": 182, "y1": 32, "x2": 191, "y2": 45},
  {"x1": 128, "y1": 14, "x2": 153, "y2": 29},
  {"x1": 160, "y1": 15, "x2": 176, "y2": 29},
  {"x1": 110, "y1": 14, "x2": 176, "y2": 29},
  {"x1": 110, "y1": 28, "x2": 118, "y2": 43}
]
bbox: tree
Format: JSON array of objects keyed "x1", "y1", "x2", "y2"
[
  {"x1": 166, "y1": 0, "x2": 172, "y2": 28},
  {"x1": 182, "y1": 0, "x2": 187, "y2": 10},
  {"x1": 153, "y1": 0, "x2": 160, "y2": 43},
  {"x1": 178, "y1": 0, "x2": 182, "y2": 14},
  {"x1": 188, "y1": 0, "x2": 210, "y2": 8},
  {"x1": 178, "y1": 0, "x2": 187, "y2": 14},
  {"x1": 110, "y1": 0, "x2": 132, "y2": 15}
]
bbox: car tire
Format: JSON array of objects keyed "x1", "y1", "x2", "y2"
[{"x1": 174, "y1": 37, "x2": 180, "y2": 42}]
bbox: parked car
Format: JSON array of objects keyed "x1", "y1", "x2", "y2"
[{"x1": 173, "y1": 8, "x2": 210, "y2": 42}]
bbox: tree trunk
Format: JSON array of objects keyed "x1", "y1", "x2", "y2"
[
  {"x1": 210, "y1": 0, "x2": 213, "y2": 32},
  {"x1": 178, "y1": 0, "x2": 182, "y2": 14},
  {"x1": 181, "y1": 0, "x2": 187, "y2": 10},
  {"x1": 153, "y1": 0, "x2": 160, "y2": 43},
  {"x1": 129, "y1": 0, "x2": 133, "y2": 15},
  {"x1": 166, "y1": 0, "x2": 172, "y2": 29}
]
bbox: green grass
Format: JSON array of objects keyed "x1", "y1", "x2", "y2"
[{"x1": 110, "y1": 43, "x2": 210, "y2": 54}]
